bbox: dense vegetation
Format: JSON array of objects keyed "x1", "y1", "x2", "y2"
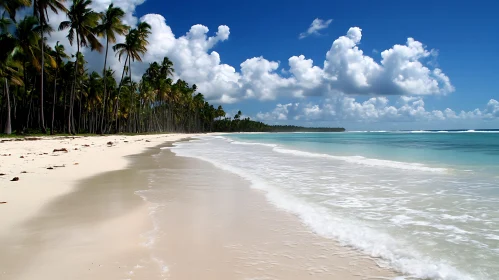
[
  {"x1": 213, "y1": 114, "x2": 345, "y2": 132},
  {"x1": 0, "y1": 0, "x2": 344, "y2": 135}
]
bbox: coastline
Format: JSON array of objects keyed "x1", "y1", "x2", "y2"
[{"x1": 1, "y1": 134, "x2": 398, "y2": 279}]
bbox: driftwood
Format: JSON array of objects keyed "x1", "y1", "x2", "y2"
[
  {"x1": 53, "y1": 148, "x2": 68, "y2": 153},
  {"x1": 24, "y1": 137, "x2": 41, "y2": 141}
]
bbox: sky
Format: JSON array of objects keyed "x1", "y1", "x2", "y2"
[{"x1": 41, "y1": 0, "x2": 499, "y2": 130}]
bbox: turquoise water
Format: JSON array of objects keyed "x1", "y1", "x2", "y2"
[
  {"x1": 171, "y1": 131, "x2": 499, "y2": 280},
  {"x1": 229, "y1": 132, "x2": 499, "y2": 175}
]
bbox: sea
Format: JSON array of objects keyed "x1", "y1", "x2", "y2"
[{"x1": 169, "y1": 130, "x2": 499, "y2": 280}]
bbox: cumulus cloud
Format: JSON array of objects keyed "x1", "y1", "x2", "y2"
[
  {"x1": 37, "y1": 1, "x2": 453, "y2": 105},
  {"x1": 256, "y1": 103, "x2": 300, "y2": 121},
  {"x1": 256, "y1": 97, "x2": 499, "y2": 123},
  {"x1": 321, "y1": 28, "x2": 454, "y2": 96},
  {"x1": 299, "y1": 18, "x2": 333, "y2": 39}
]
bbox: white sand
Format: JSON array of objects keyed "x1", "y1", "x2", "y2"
[{"x1": 0, "y1": 134, "x2": 196, "y2": 238}]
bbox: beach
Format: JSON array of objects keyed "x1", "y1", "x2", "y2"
[
  {"x1": 0, "y1": 134, "x2": 396, "y2": 279},
  {"x1": 0, "y1": 134, "x2": 193, "y2": 279}
]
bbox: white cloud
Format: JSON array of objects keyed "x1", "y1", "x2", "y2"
[
  {"x1": 256, "y1": 97, "x2": 499, "y2": 123},
  {"x1": 299, "y1": 18, "x2": 333, "y2": 39},
  {"x1": 239, "y1": 57, "x2": 295, "y2": 100},
  {"x1": 255, "y1": 103, "x2": 299, "y2": 121},
  {"x1": 487, "y1": 99, "x2": 499, "y2": 117},
  {"x1": 322, "y1": 28, "x2": 454, "y2": 97}
]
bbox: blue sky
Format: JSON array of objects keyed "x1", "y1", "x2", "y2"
[{"x1": 48, "y1": 0, "x2": 499, "y2": 130}]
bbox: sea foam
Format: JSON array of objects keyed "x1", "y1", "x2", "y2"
[{"x1": 227, "y1": 138, "x2": 447, "y2": 173}]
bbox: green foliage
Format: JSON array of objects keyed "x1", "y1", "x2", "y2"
[{"x1": 212, "y1": 118, "x2": 345, "y2": 133}]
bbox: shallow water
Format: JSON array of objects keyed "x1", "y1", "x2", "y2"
[{"x1": 170, "y1": 132, "x2": 499, "y2": 280}]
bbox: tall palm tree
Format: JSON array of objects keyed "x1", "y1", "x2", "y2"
[
  {"x1": 112, "y1": 22, "x2": 151, "y2": 131},
  {"x1": 59, "y1": 0, "x2": 102, "y2": 134},
  {"x1": 15, "y1": 16, "x2": 41, "y2": 70},
  {"x1": 96, "y1": 3, "x2": 128, "y2": 133},
  {"x1": 0, "y1": 32, "x2": 23, "y2": 134},
  {"x1": 49, "y1": 41, "x2": 68, "y2": 134},
  {"x1": 33, "y1": 0, "x2": 67, "y2": 133}
]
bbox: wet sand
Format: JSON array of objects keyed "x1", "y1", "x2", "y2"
[
  {"x1": 141, "y1": 147, "x2": 398, "y2": 279},
  {"x1": 1, "y1": 138, "x2": 398, "y2": 279}
]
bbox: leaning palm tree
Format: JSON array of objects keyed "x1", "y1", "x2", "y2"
[
  {"x1": 33, "y1": 0, "x2": 67, "y2": 133},
  {"x1": 59, "y1": 0, "x2": 102, "y2": 134},
  {"x1": 112, "y1": 22, "x2": 151, "y2": 132},
  {"x1": 96, "y1": 3, "x2": 128, "y2": 133}
]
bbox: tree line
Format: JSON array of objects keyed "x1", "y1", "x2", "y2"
[
  {"x1": 0, "y1": 0, "x2": 344, "y2": 135},
  {"x1": 213, "y1": 112, "x2": 345, "y2": 132}
]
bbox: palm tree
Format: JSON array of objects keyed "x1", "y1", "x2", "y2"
[
  {"x1": 96, "y1": 3, "x2": 128, "y2": 133},
  {"x1": 59, "y1": 0, "x2": 102, "y2": 134},
  {"x1": 160, "y1": 57, "x2": 174, "y2": 80},
  {"x1": 14, "y1": 15, "x2": 41, "y2": 117},
  {"x1": 49, "y1": 41, "x2": 68, "y2": 134},
  {"x1": 0, "y1": 32, "x2": 23, "y2": 134},
  {"x1": 33, "y1": 0, "x2": 67, "y2": 133},
  {"x1": 15, "y1": 16, "x2": 41, "y2": 70},
  {"x1": 112, "y1": 22, "x2": 151, "y2": 132}
]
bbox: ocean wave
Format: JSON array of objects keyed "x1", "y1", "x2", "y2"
[
  {"x1": 349, "y1": 130, "x2": 388, "y2": 133},
  {"x1": 272, "y1": 147, "x2": 447, "y2": 173},
  {"x1": 169, "y1": 145, "x2": 472, "y2": 280},
  {"x1": 229, "y1": 140, "x2": 278, "y2": 148},
  {"x1": 216, "y1": 135, "x2": 447, "y2": 173}
]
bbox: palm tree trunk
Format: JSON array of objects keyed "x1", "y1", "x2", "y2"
[
  {"x1": 51, "y1": 71, "x2": 57, "y2": 135},
  {"x1": 114, "y1": 54, "x2": 128, "y2": 132},
  {"x1": 78, "y1": 88, "x2": 82, "y2": 133},
  {"x1": 69, "y1": 34, "x2": 80, "y2": 135},
  {"x1": 63, "y1": 84, "x2": 67, "y2": 133},
  {"x1": 40, "y1": 15, "x2": 47, "y2": 134},
  {"x1": 4, "y1": 78, "x2": 12, "y2": 134},
  {"x1": 100, "y1": 36, "x2": 109, "y2": 134},
  {"x1": 128, "y1": 57, "x2": 132, "y2": 132}
]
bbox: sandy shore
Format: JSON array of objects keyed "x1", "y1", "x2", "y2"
[
  {"x1": 0, "y1": 134, "x2": 196, "y2": 279},
  {"x1": 0, "y1": 135, "x2": 397, "y2": 279}
]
